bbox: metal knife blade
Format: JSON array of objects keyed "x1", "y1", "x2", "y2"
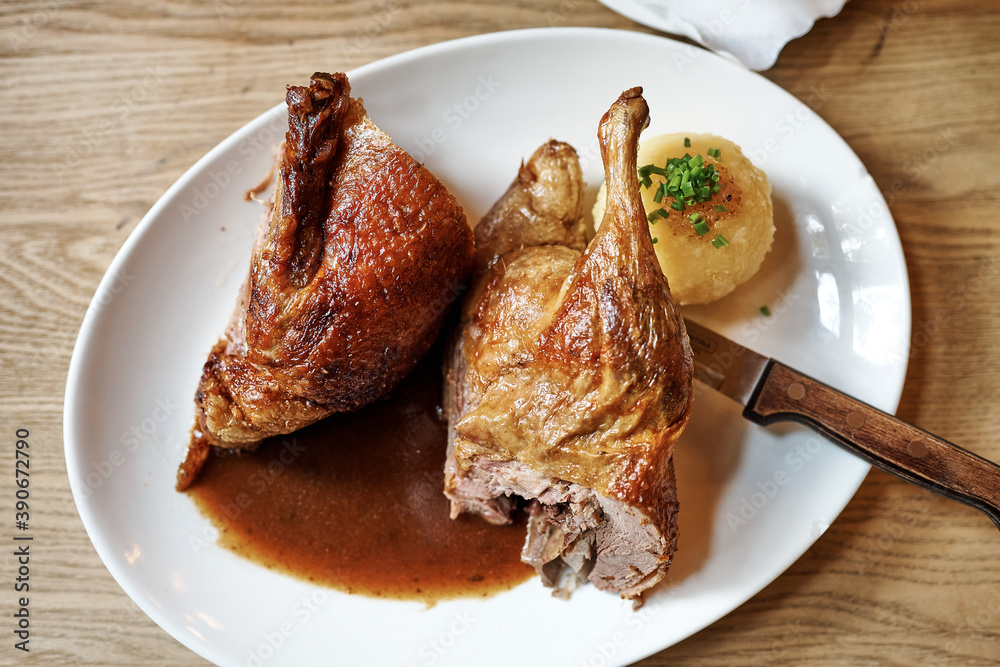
[
  {"x1": 683, "y1": 318, "x2": 771, "y2": 408},
  {"x1": 682, "y1": 317, "x2": 1000, "y2": 533}
]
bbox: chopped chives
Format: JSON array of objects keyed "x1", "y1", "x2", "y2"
[
  {"x1": 652, "y1": 236, "x2": 659, "y2": 244},
  {"x1": 647, "y1": 208, "x2": 668, "y2": 223},
  {"x1": 684, "y1": 137, "x2": 691, "y2": 147},
  {"x1": 689, "y1": 212, "x2": 704, "y2": 224},
  {"x1": 693, "y1": 220, "x2": 710, "y2": 236},
  {"x1": 711, "y1": 233, "x2": 729, "y2": 248},
  {"x1": 760, "y1": 305, "x2": 772, "y2": 317},
  {"x1": 715, "y1": 205, "x2": 728, "y2": 212},
  {"x1": 637, "y1": 148, "x2": 722, "y2": 211},
  {"x1": 707, "y1": 147, "x2": 721, "y2": 159}
]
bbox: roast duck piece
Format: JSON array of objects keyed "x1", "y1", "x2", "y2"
[
  {"x1": 177, "y1": 72, "x2": 476, "y2": 490},
  {"x1": 444, "y1": 88, "x2": 694, "y2": 601}
]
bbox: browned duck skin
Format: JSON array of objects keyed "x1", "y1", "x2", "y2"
[
  {"x1": 444, "y1": 88, "x2": 693, "y2": 601},
  {"x1": 177, "y1": 72, "x2": 476, "y2": 490}
]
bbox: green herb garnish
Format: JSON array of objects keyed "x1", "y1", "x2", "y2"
[
  {"x1": 711, "y1": 233, "x2": 729, "y2": 248},
  {"x1": 691, "y1": 213, "x2": 709, "y2": 236},
  {"x1": 647, "y1": 208, "x2": 668, "y2": 223},
  {"x1": 684, "y1": 137, "x2": 691, "y2": 147},
  {"x1": 760, "y1": 305, "x2": 772, "y2": 317},
  {"x1": 639, "y1": 152, "x2": 720, "y2": 210}
]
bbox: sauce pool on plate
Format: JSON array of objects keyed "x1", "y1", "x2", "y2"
[{"x1": 187, "y1": 349, "x2": 534, "y2": 602}]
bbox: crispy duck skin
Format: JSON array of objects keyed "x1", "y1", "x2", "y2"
[
  {"x1": 444, "y1": 88, "x2": 694, "y2": 601},
  {"x1": 177, "y1": 72, "x2": 475, "y2": 490}
]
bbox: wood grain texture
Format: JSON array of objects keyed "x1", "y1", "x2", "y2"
[{"x1": 1, "y1": 0, "x2": 998, "y2": 665}]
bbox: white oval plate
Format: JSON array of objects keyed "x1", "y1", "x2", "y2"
[{"x1": 64, "y1": 28, "x2": 910, "y2": 667}]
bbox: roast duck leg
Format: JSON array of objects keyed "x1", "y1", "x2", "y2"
[
  {"x1": 444, "y1": 88, "x2": 694, "y2": 601},
  {"x1": 177, "y1": 73, "x2": 476, "y2": 490}
]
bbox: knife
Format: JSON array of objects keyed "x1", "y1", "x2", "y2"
[{"x1": 683, "y1": 317, "x2": 1000, "y2": 532}]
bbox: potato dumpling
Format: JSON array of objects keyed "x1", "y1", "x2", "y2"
[{"x1": 592, "y1": 132, "x2": 774, "y2": 305}]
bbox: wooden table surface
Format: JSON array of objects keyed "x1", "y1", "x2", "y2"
[{"x1": 2, "y1": 0, "x2": 999, "y2": 665}]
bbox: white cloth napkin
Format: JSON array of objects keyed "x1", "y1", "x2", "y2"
[{"x1": 598, "y1": 0, "x2": 848, "y2": 70}]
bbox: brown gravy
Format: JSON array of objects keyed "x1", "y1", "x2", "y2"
[{"x1": 188, "y1": 349, "x2": 534, "y2": 603}]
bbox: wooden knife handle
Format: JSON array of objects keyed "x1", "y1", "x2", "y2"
[{"x1": 745, "y1": 361, "x2": 1000, "y2": 532}]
